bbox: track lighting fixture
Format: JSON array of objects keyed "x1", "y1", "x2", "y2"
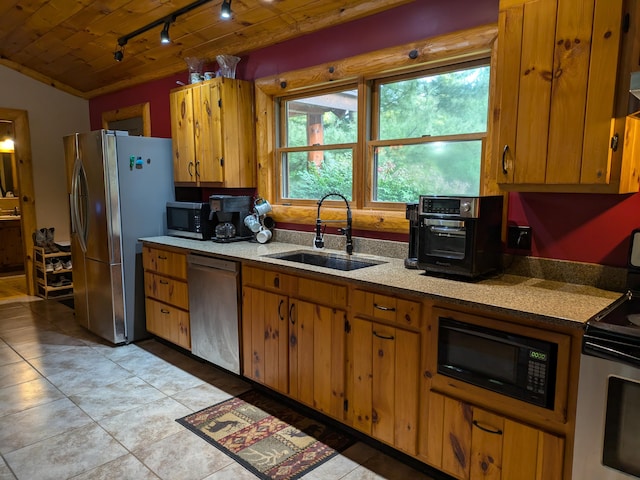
[
  {"x1": 160, "y1": 21, "x2": 171, "y2": 44},
  {"x1": 220, "y1": 0, "x2": 232, "y2": 19},
  {"x1": 113, "y1": 41, "x2": 125, "y2": 62},
  {"x1": 114, "y1": 0, "x2": 214, "y2": 61}
]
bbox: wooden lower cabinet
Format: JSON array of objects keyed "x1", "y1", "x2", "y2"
[
  {"x1": 242, "y1": 286, "x2": 289, "y2": 393},
  {"x1": 145, "y1": 297, "x2": 190, "y2": 350},
  {"x1": 289, "y1": 299, "x2": 346, "y2": 419},
  {"x1": 427, "y1": 392, "x2": 564, "y2": 480},
  {"x1": 142, "y1": 245, "x2": 190, "y2": 350},
  {"x1": 348, "y1": 317, "x2": 420, "y2": 456},
  {"x1": 242, "y1": 265, "x2": 347, "y2": 421}
]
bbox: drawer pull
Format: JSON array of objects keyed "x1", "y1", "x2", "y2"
[
  {"x1": 373, "y1": 330, "x2": 394, "y2": 340},
  {"x1": 160, "y1": 309, "x2": 170, "y2": 314},
  {"x1": 158, "y1": 255, "x2": 168, "y2": 260},
  {"x1": 274, "y1": 276, "x2": 280, "y2": 288},
  {"x1": 374, "y1": 303, "x2": 395, "y2": 312},
  {"x1": 472, "y1": 420, "x2": 503, "y2": 435},
  {"x1": 159, "y1": 279, "x2": 169, "y2": 285}
]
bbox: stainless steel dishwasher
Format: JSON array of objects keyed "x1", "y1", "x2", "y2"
[{"x1": 187, "y1": 253, "x2": 241, "y2": 374}]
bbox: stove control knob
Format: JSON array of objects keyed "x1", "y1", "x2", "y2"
[{"x1": 460, "y1": 202, "x2": 471, "y2": 213}]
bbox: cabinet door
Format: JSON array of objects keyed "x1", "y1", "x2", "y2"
[
  {"x1": 349, "y1": 318, "x2": 420, "y2": 455},
  {"x1": 496, "y1": 0, "x2": 623, "y2": 187},
  {"x1": 218, "y1": 78, "x2": 255, "y2": 188},
  {"x1": 242, "y1": 286, "x2": 289, "y2": 393},
  {"x1": 470, "y1": 408, "x2": 504, "y2": 480},
  {"x1": 169, "y1": 87, "x2": 197, "y2": 184},
  {"x1": 502, "y1": 419, "x2": 564, "y2": 480},
  {"x1": 289, "y1": 299, "x2": 346, "y2": 420},
  {"x1": 194, "y1": 82, "x2": 224, "y2": 183},
  {"x1": 429, "y1": 391, "x2": 564, "y2": 480}
]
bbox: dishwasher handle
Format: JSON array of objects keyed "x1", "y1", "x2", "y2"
[{"x1": 187, "y1": 253, "x2": 239, "y2": 273}]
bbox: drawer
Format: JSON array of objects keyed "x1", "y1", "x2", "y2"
[
  {"x1": 145, "y1": 298, "x2": 190, "y2": 350},
  {"x1": 144, "y1": 272, "x2": 189, "y2": 310},
  {"x1": 143, "y1": 246, "x2": 187, "y2": 279},
  {"x1": 352, "y1": 289, "x2": 422, "y2": 328}
]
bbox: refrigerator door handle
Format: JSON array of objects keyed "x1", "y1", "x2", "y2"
[{"x1": 71, "y1": 157, "x2": 88, "y2": 253}]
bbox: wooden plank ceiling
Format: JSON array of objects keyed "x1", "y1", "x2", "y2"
[{"x1": 0, "y1": 0, "x2": 413, "y2": 99}]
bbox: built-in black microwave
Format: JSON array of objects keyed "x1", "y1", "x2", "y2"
[
  {"x1": 166, "y1": 201, "x2": 212, "y2": 240},
  {"x1": 437, "y1": 316, "x2": 557, "y2": 409}
]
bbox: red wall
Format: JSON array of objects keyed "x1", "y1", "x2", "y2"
[
  {"x1": 509, "y1": 192, "x2": 640, "y2": 267},
  {"x1": 88, "y1": 0, "x2": 640, "y2": 268}
]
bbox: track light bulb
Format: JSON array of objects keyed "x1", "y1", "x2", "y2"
[
  {"x1": 114, "y1": 49, "x2": 124, "y2": 62},
  {"x1": 160, "y1": 21, "x2": 171, "y2": 44},
  {"x1": 220, "y1": 0, "x2": 232, "y2": 19}
]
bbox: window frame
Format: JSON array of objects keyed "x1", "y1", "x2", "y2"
[
  {"x1": 276, "y1": 83, "x2": 360, "y2": 207},
  {"x1": 367, "y1": 59, "x2": 490, "y2": 208},
  {"x1": 254, "y1": 24, "x2": 499, "y2": 234}
]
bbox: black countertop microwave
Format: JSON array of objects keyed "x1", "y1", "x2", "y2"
[
  {"x1": 438, "y1": 316, "x2": 557, "y2": 409},
  {"x1": 166, "y1": 201, "x2": 212, "y2": 240}
]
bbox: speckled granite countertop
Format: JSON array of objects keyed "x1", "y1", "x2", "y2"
[{"x1": 140, "y1": 236, "x2": 622, "y2": 329}]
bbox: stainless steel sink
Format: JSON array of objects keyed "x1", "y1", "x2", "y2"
[{"x1": 265, "y1": 250, "x2": 386, "y2": 271}]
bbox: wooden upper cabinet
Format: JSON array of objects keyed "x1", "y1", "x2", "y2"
[
  {"x1": 494, "y1": 0, "x2": 640, "y2": 192},
  {"x1": 169, "y1": 77, "x2": 256, "y2": 187},
  {"x1": 170, "y1": 87, "x2": 196, "y2": 184}
]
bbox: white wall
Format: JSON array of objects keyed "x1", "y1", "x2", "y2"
[{"x1": 0, "y1": 65, "x2": 90, "y2": 242}]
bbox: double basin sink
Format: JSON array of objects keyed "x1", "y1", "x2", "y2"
[{"x1": 264, "y1": 250, "x2": 386, "y2": 271}]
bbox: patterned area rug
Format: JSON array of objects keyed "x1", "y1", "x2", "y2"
[{"x1": 176, "y1": 390, "x2": 355, "y2": 480}]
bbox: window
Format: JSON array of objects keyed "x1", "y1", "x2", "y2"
[
  {"x1": 278, "y1": 88, "x2": 358, "y2": 201},
  {"x1": 372, "y1": 62, "x2": 490, "y2": 203},
  {"x1": 275, "y1": 60, "x2": 490, "y2": 207}
]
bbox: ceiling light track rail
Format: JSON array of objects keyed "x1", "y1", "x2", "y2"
[{"x1": 114, "y1": 0, "x2": 232, "y2": 61}]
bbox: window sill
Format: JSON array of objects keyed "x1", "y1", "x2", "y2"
[{"x1": 270, "y1": 204, "x2": 408, "y2": 234}]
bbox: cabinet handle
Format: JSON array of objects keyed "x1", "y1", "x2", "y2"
[
  {"x1": 611, "y1": 133, "x2": 619, "y2": 152},
  {"x1": 159, "y1": 279, "x2": 169, "y2": 285},
  {"x1": 158, "y1": 255, "x2": 168, "y2": 260},
  {"x1": 472, "y1": 420, "x2": 503, "y2": 435},
  {"x1": 195, "y1": 161, "x2": 201, "y2": 178},
  {"x1": 373, "y1": 330, "x2": 394, "y2": 340},
  {"x1": 374, "y1": 303, "x2": 395, "y2": 312},
  {"x1": 188, "y1": 161, "x2": 194, "y2": 177},
  {"x1": 502, "y1": 145, "x2": 509, "y2": 174},
  {"x1": 160, "y1": 309, "x2": 170, "y2": 314},
  {"x1": 278, "y1": 299, "x2": 284, "y2": 321},
  {"x1": 289, "y1": 303, "x2": 295, "y2": 325}
]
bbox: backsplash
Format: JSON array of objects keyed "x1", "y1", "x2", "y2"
[{"x1": 273, "y1": 228, "x2": 627, "y2": 293}]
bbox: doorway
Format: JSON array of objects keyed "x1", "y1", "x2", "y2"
[
  {"x1": 101, "y1": 102, "x2": 151, "y2": 136},
  {"x1": 0, "y1": 108, "x2": 36, "y2": 297}
]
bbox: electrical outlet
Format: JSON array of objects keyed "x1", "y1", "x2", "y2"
[{"x1": 507, "y1": 225, "x2": 532, "y2": 251}]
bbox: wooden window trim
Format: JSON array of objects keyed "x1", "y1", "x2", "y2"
[
  {"x1": 101, "y1": 102, "x2": 151, "y2": 137},
  {"x1": 255, "y1": 24, "x2": 498, "y2": 234}
]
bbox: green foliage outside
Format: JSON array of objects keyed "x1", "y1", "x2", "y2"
[{"x1": 282, "y1": 65, "x2": 490, "y2": 202}]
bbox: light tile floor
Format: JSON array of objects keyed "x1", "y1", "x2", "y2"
[{"x1": 0, "y1": 299, "x2": 440, "y2": 480}]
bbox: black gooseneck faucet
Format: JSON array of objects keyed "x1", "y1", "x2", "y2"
[{"x1": 314, "y1": 192, "x2": 353, "y2": 255}]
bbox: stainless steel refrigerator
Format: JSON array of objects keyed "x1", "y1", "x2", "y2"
[{"x1": 64, "y1": 130, "x2": 174, "y2": 344}]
